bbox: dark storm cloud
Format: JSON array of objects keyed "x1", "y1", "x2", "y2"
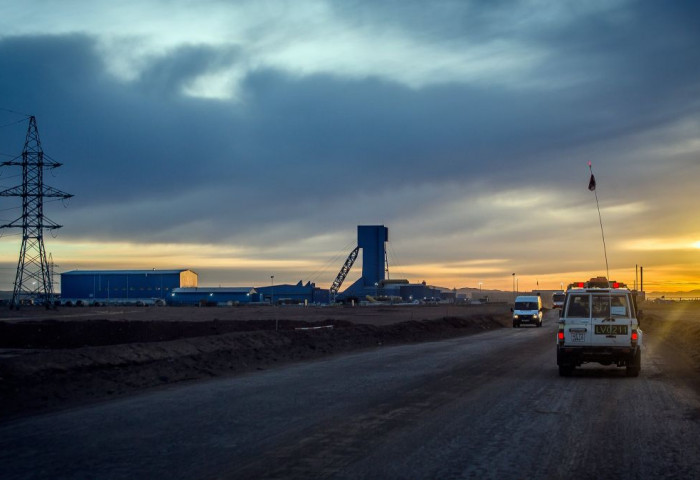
[
  {"x1": 0, "y1": 37, "x2": 239, "y2": 199},
  {"x1": 531, "y1": 1, "x2": 700, "y2": 124},
  {"x1": 136, "y1": 44, "x2": 243, "y2": 97},
  {"x1": 0, "y1": 0, "x2": 699, "y2": 261}
]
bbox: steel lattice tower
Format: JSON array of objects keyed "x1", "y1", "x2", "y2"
[{"x1": 0, "y1": 116, "x2": 72, "y2": 308}]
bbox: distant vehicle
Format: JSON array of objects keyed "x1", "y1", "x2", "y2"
[
  {"x1": 557, "y1": 278, "x2": 642, "y2": 377},
  {"x1": 511, "y1": 295, "x2": 543, "y2": 328},
  {"x1": 552, "y1": 291, "x2": 565, "y2": 309}
]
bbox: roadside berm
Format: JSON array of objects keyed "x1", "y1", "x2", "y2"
[{"x1": 0, "y1": 304, "x2": 511, "y2": 421}]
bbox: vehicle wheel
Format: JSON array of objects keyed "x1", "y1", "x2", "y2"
[
  {"x1": 513, "y1": 322, "x2": 518, "y2": 328},
  {"x1": 626, "y1": 350, "x2": 641, "y2": 377},
  {"x1": 537, "y1": 319, "x2": 542, "y2": 327}
]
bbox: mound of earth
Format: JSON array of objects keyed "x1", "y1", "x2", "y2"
[
  {"x1": 641, "y1": 302, "x2": 700, "y2": 366},
  {"x1": 0, "y1": 305, "x2": 510, "y2": 421}
]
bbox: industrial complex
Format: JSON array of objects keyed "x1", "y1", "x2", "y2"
[
  {"x1": 0, "y1": 119, "x2": 445, "y2": 308},
  {"x1": 60, "y1": 225, "x2": 445, "y2": 306}
]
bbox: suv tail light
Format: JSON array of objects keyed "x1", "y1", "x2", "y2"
[
  {"x1": 631, "y1": 329, "x2": 639, "y2": 345},
  {"x1": 558, "y1": 329, "x2": 565, "y2": 344}
]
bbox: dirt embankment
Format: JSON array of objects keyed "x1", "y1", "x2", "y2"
[
  {"x1": 641, "y1": 302, "x2": 700, "y2": 366},
  {"x1": 0, "y1": 304, "x2": 510, "y2": 421},
  {"x1": 1, "y1": 302, "x2": 697, "y2": 422}
]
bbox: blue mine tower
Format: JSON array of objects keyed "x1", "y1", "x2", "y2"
[{"x1": 330, "y1": 225, "x2": 389, "y2": 302}]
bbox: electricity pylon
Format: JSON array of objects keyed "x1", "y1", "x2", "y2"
[{"x1": 0, "y1": 116, "x2": 72, "y2": 308}]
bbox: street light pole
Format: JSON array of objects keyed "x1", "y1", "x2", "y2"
[
  {"x1": 271, "y1": 275, "x2": 277, "y2": 331},
  {"x1": 512, "y1": 273, "x2": 515, "y2": 303}
]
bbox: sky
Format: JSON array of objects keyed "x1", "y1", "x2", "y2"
[{"x1": 0, "y1": 0, "x2": 699, "y2": 295}]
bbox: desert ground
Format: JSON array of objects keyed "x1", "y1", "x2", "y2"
[
  {"x1": 0, "y1": 303, "x2": 511, "y2": 420},
  {"x1": 0, "y1": 301, "x2": 698, "y2": 423}
]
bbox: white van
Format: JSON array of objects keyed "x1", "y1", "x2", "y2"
[{"x1": 512, "y1": 295, "x2": 543, "y2": 328}]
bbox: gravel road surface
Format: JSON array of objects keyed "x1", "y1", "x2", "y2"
[{"x1": 1, "y1": 310, "x2": 699, "y2": 479}]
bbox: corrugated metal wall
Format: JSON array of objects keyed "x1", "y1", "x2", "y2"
[{"x1": 61, "y1": 271, "x2": 196, "y2": 300}]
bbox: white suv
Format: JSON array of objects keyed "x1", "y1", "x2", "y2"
[{"x1": 557, "y1": 281, "x2": 642, "y2": 377}]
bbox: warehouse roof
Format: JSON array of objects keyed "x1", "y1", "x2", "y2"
[{"x1": 62, "y1": 269, "x2": 195, "y2": 275}]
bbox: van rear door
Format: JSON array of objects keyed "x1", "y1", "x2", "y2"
[
  {"x1": 589, "y1": 293, "x2": 632, "y2": 347},
  {"x1": 562, "y1": 293, "x2": 591, "y2": 345}
]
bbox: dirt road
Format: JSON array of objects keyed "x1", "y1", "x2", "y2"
[
  {"x1": 1, "y1": 308, "x2": 699, "y2": 479},
  {"x1": 0, "y1": 304, "x2": 509, "y2": 418}
]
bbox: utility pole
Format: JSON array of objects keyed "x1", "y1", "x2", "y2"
[
  {"x1": 271, "y1": 275, "x2": 277, "y2": 331},
  {"x1": 384, "y1": 249, "x2": 390, "y2": 280},
  {"x1": 0, "y1": 116, "x2": 72, "y2": 309}
]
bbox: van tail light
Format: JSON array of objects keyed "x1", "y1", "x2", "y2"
[
  {"x1": 558, "y1": 329, "x2": 565, "y2": 344},
  {"x1": 631, "y1": 329, "x2": 638, "y2": 345}
]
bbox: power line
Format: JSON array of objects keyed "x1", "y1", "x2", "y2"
[
  {"x1": 387, "y1": 241, "x2": 408, "y2": 281},
  {"x1": 307, "y1": 237, "x2": 356, "y2": 285},
  {"x1": 0, "y1": 204, "x2": 22, "y2": 213},
  {"x1": 0, "y1": 118, "x2": 29, "y2": 129},
  {"x1": 0, "y1": 107, "x2": 31, "y2": 117}
]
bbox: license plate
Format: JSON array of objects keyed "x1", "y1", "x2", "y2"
[
  {"x1": 570, "y1": 332, "x2": 586, "y2": 342},
  {"x1": 594, "y1": 324, "x2": 628, "y2": 335}
]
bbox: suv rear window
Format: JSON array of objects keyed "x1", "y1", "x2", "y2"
[
  {"x1": 592, "y1": 294, "x2": 630, "y2": 318},
  {"x1": 566, "y1": 294, "x2": 590, "y2": 318}
]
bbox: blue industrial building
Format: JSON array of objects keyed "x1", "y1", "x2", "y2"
[
  {"x1": 168, "y1": 281, "x2": 327, "y2": 306},
  {"x1": 58, "y1": 225, "x2": 422, "y2": 306},
  {"x1": 362, "y1": 279, "x2": 444, "y2": 303},
  {"x1": 327, "y1": 225, "x2": 445, "y2": 303},
  {"x1": 60, "y1": 270, "x2": 328, "y2": 306},
  {"x1": 398, "y1": 283, "x2": 443, "y2": 303},
  {"x1": 336, "y1": 225, "x2": 390, "y2": 301},
  {"x1": 257, "y1": 281, "x2": 329, "y2": 305},
  {"x1": 169, "y1": 287, "x2": 261, "y2": 306},
  {"x1": 60, "y1": 269, "x2": 198, "y2": 305}
]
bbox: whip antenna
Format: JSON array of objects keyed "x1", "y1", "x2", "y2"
[{"x1": 588, "y1": 162, "x2": 610, "y2": 281}]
